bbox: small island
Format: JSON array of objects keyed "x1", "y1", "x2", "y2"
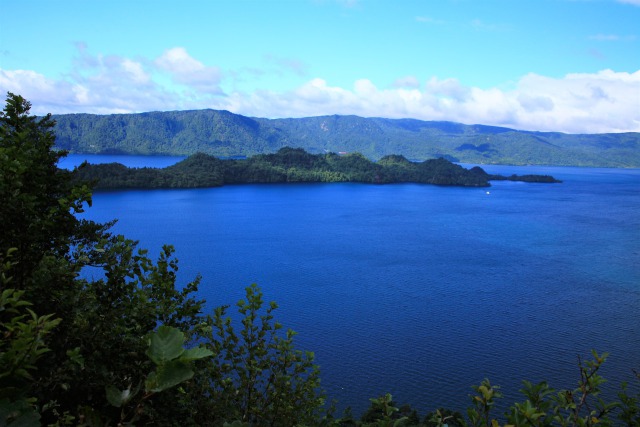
[{"x1": 74, "y1": 147, "x2": 561, "y2": 189}]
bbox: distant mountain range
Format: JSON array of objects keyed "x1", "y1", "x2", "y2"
[{"x1": 52, "y1": 109, "x2": 640, "y2": 167}]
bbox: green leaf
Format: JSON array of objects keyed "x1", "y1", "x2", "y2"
[
  {"x1": 146, "y1": 326, "x2": 185, "y2": 365},
  {"x1": 105, "y1": 385, "x2": 133, "y2": 408},
  {"x1": 145, "y1": 360, "x2": 194, "y2": 393},
  {"x1": 66, "y1": 347, "x2": 84, "y2": 369},
  {"x1": 180, "y1": 346, "x2": 214, "y2": 362}
]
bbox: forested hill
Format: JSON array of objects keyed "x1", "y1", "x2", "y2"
[
  {"x1": 74, "y1": 147, "x2": 560, "y2": 189},
  {"x1": 53, "y1": 109, "x2": 640, "y2": 167}
]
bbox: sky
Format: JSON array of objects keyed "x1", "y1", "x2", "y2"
[{"x1": 1, "y1": 0, "x2": 639, "y2": 134}]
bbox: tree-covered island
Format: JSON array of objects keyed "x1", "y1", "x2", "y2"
[{"x1": 74, "y1": 147, "x2": 561, "y2": 190}]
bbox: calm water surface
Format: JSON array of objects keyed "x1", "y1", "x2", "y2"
[
  {"x1": 60, "y1": 153, "x2": 186, "y2": 169},
  {"x1": 72, "y1": 155, "x2": 640, "y2": 415}
]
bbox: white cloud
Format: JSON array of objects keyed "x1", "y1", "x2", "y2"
[
  {"x1": 426, "y1": 77, "x2": 471, "y2": 102},
  {"x1": 0, "y1": 46, "x2": 228, "y2": 114},
  {"x1": 229, "y1": 70, "x2": 639, "y2": 134},
  {"x1": 155, "y1": 47, "x2": 222, "y2": 93},
  {"x1": 63, "y1": 52, "x2": 176, "y2": 114},
  {"x1": 517, "y1": 94, "x2": 555, "y2": 112},
  {"x1": 514, "y1": 69, "x2": 640, "y2": 132},
  {"x1": 121, "y1": 59, "x2": 151, "y2": 84},
  {"x1": 0, "y1": 69, "x2": 77, "y2": 112},
  {"x1": 0, "y1": 46, "x2": 638, "y2": 134},
  {"x1": 392, "y1": 76, "x2": 421, "y2": 89}
]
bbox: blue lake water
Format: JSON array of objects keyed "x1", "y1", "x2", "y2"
[
  {"x1": 68, "y1": 155, "x2": 640, "y2": 416},
  {"x1": 59, "y1": 153, "x2": 186, "y2": 169}
]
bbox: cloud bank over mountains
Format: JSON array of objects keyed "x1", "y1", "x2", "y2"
[{"x1": 1, "y1": 46, "x2": 638, "y2": 134}]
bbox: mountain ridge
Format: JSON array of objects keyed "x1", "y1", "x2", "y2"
[{"x1": 51, "y1": 109, "x2": 640, "y2": 167}]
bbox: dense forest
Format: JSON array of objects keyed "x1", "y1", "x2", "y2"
[
  {"x1": 2, "y1": 93, "x2": 639, "y2": 426},
  {"x1": 51, "y1": 109, "x2": 640, "y2": 168},
  {"x1": 74, "y1": 148, "x2": 560, "y2": 190}
]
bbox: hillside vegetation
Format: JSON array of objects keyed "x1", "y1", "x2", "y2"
[{"x1": 52, "y1": 110, "x2": 640, "y2": 167}]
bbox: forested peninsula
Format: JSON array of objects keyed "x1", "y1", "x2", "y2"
[{"x1": 75, "y1": 147, "x2": 561, "y2": 189}]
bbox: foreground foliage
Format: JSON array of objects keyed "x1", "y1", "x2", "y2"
[
  {"x1": 343, "y1": 352, "x2": 639, "y2": 426},
  {"x1": 1, "y1": 93, "x2": 637, "y2": 426}
]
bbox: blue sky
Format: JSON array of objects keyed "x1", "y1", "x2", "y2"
[{"x1": 1, "y1": 0, "x2": 639, "y2": 133}]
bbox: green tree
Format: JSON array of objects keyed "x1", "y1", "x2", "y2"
[
  {"x1": 193, "y1": 284, "x2": 326, "y2": 426},
  {"x1": 0, "y1": 92, "x2": 207, "y2": 424},
  {"x1": 360, "y1": 393, "x2": 411, "y2": 427},
  {"x1": 0, "y1": 92, "x2": 96, "y2": 291},
  {"x1": 50, "y1": 240, "x2": 206, "y2": 424},
  {"x1": 0, "y1": 250, "x2": 60, "y2": 427}
]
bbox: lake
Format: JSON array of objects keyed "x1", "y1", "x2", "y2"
[{"x1": 64, "y1": 154, "x2": 640, "y2": 417}]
